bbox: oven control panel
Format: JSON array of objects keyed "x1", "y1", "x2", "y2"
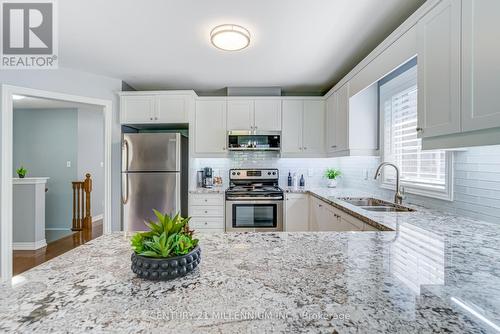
[{"x1": 229, "y1": 169, "x2": 279, "y2": 180}]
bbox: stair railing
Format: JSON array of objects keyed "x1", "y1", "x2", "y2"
[{"x1": 72, "y1": 173, "x2": 92, "y2": 231}]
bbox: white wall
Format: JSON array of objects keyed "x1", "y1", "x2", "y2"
[
  {"x1": 0, "y1": 68, "x2": 122, "y2": 231},
  {"x1": 77, "y1": 107, "x2": 105, "y2": 218}
]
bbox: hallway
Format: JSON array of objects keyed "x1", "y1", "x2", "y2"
[{"x1": 13, "y1": 222, "x2": 103, "y2": 276}]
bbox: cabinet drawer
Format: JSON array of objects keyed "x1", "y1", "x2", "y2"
[
  {"x1": 189, "y1": 194, "x2": 224, "y2": 206},
  {"x1": 189, "y1": 206, "x2": 224, "y2": 217},
  {"x1": 190, "y1": 218, "x2": 224, "y2": 230}
]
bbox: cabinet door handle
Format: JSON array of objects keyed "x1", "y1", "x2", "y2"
[
  {"x1": 204, "y1": 210, "x2": 208, "y2": 214},
  {"x1": 204, "y1": 199, "x2": 208, "y2": 202},
  {"x1": 150, "y1": 117, "x2": 153, "y2": 120},
  {"x1": 416, "y1": 127, "x2": 423, "y2": 133},
  {"x1": 222, "y1": 147, "x2": 226, "y2": 151},
  {"x1": 331, "y1": 145, "x2": 337, "y2": 148},
  {"x1": 304, "y1": 147, "x2": 307, "y2": 150}
]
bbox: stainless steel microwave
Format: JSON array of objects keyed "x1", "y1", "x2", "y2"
[{"x1": 227, "y1": 130, "x2": 281, "y2": 151}]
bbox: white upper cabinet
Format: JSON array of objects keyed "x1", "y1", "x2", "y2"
[
  {"x1": 282, "y1": 100, "x2": 303, "y2": 153},
  {"x1": 227, "y1": 99, "x2": 282, "y2": 131},
  {"x1": 120, "y1": 92, "x2": 193, "y2": 124},
  {"x1": 282, "y1": 99, "x2": 325, "y2": 156},
  {"x1": 254, "y1": 100, "x2": 282, "y2": 131},
  {"x1": 325, "y1": 82, "x2": 378, "y2": 157},
  {"x1": 417, "y1": 0, "x2": 461, "y2": 138},
  {"x1": 120, "y1": 95, "x2": 155, "y2": 123},
  {"x1": 227, "y1": 100, "x2": 254, "y2": 130},
  {"x1": 335, "y1": 83, "x2": 349, "y2": 152},
  {"x1": 195, "y1": 100, "x2": 227, "y2": 154},
  {"x1": 302, "y1": 100, "x2": 325, "y2": 153},
  {"x1": 326, "y1": 93, "x2": 337, "y2": 153},
  {"x1": 461, "y1": 0, "x2": 500, "y2": 132},
  {"x1": 156, "y1": 95, "x2": 191, "y2": 123}
]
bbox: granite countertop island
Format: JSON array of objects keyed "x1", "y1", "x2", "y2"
[{"x1": 1, "y1": 189, "x2": 500, "y2": 333}]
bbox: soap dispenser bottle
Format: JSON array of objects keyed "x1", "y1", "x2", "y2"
[
  {"x1": 287, "y1": 171, "x2": 292, "y2": 187},
  {"x1": 299, "y1": 174, "x2": 305, "y2": 189}
]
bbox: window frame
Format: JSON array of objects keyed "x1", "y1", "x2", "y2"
[{"x1": 378, "y1": 60, "x2": 454, "y2": 201}]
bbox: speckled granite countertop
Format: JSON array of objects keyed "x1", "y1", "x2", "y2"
[
  {"x1": 1, "y1": 189, "x2": 500, "y2": 333},
  {"x1": 189, "y1": 187, "x2": 226, "y2": 194}
]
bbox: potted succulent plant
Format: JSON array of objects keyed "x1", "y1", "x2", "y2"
[
  {"x1": 16, "y1": 166, "x2": 27, "y2": 179},
  {"x1": 130, "y1": 209, "x2": 200, "y2": 281},
  {"x1": 325, "y1": 168, "x2": 341, "y2": 188}
]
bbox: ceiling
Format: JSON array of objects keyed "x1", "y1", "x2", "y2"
[
  {"x1": 59, "y1": 0, "x2": 425, "y2": 95},
  {"x1": 13, "y1": 96, "x2": 102, "y2": 110}
]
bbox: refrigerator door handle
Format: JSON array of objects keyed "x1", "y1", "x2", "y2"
[
  {"x1": 122, "y1": 139, "x2": 130, "y2": 172},
  {"x1": 122, "y1": 173, "x2": 130, "y2": 205}
]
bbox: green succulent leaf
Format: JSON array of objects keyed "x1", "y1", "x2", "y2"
[
  {"x1": 130, "y1": 233, "x2": 144, "y2": 253},
  {"x1": 131, "y1": 209, "x2": 198, "y2": 258},
  {"x1": 324, "y1": 168, "x2": 341, "y2": 180}
]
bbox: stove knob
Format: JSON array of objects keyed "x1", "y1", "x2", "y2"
[
  {"x1": 232, "y1": 172, "x2": 236, "y2": 175},
  {"x1": 237, "y1": 172, "x2": 241, "y2": 176},
  {"x1": 272, "y1": 172, "x2": 276, "y2": 175},
  {"x1": 268, "y1": 172, "x2": 271, "y2": 175}
]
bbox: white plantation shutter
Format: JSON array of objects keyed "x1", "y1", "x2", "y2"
[{"x1": 380, "y1": 64, "x2": 451, "y2": 198}]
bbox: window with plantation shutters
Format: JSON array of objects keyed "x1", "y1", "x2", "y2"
[{"x1": 379, "y1": 60, "x2": 453, "y2": 200}]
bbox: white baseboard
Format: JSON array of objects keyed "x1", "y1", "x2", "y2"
[
  {"x1": 93, "y1": 214, "x2": 104, "y2": 223},
  {"x1": 13, "y1": 239, "x2": 47, "y2": 250}
]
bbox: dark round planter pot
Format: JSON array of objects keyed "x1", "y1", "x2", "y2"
[
  {"x1": 131, "y1": 245, "x2": 201, "y2": 281},
  {"x1": 18, "y1": 174, "x2": 25, "y2": 178}
]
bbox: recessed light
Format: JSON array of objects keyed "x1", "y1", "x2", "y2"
[
  {"x1": 210, "y1": 24, "x2": 251, "y2": 51},
  {"x1": 12, "y1": 95, "x2": 25, "y2": 100}
]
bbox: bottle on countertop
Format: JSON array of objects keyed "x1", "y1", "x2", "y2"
[
  {"x1": 292, "y1": 173, "x2": 298, "y2": 191},
  {"x1": 299, "y1": 174, "x2": 305, "y2": 189},
  {"x1": 287, "y1": 171, "x2": 292, "y2": 187}
]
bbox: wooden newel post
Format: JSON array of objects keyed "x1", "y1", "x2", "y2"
[
  {"x1": 83, "y1": 173, "x2": 92, "y2": 229},
  {"x1": 71, "y1": 174, "x2": 93, "y2": 231}
]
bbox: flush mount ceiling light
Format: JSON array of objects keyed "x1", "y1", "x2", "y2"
[{"x1": 210, "y1": 24, "x2": 251, "y2": 51}]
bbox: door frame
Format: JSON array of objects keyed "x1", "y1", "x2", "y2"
[{"x1": 0, "y1": 84, "x2": 113, "y2": 282}]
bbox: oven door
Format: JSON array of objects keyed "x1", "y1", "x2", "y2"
[{"x1": 225, "y1": 199, "x2": 283, "y2": 232}]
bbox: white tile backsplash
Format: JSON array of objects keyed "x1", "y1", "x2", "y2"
[{"x1": 192, "y1": 144, "x2": 500, "y2": 224}]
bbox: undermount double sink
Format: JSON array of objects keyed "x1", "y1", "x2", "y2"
[{"x1": 338, "y1": 197, "x2": 415, "y2": 213}]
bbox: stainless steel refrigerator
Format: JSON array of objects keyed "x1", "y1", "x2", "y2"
[{"x1": 121, "y1": 133, "x2": 188, "y2": 231}]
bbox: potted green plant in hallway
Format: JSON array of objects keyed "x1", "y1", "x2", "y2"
[
  {"x1": 325, "y1": 168, "x2": 341, "y2": 188},
  {"x1": 130, "y1": 209, "x2": 200, "y2": 281},
  {"x1": 16, "y1": 166, "x2": 27, "y2": 179}
]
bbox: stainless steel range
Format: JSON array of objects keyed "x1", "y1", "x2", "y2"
[{"x1": 225, "y1": 169, "x2": 284, "y2": 232}]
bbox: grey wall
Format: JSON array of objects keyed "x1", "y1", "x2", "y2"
[
  {"x1": 77, "y1": 108, "x2": 105, "y2": 218},
  {"x1": 14, "y1": 109, "x2": 78, "y2": 229},
  {"x1": 0, "y1": 67, "x2": 123, "y2": 232},
  {"x1": 13, "y1": 106, "x2": 106, "y2": 229},
  {"x1": 1, "y1": 67, "x2": 122, "y2": 277}
]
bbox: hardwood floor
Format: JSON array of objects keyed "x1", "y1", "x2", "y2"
[{"x1": 13, "y1": 222, "x2": 103, "y2": 276}]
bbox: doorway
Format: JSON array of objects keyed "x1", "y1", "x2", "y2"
[{"x1": 1, "y1": 85, "x2": 113, "y2": 282}]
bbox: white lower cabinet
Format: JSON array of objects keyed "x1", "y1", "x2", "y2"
[
  {"x1": 284, "y1": 193, "x2": 310, "y2": 231},
  {"x1": 189, "y1": 193, "x2": 224, "y2": 233},
  {"x1": 308, "y1": 195, "x2": 379, "y2": 232}
]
